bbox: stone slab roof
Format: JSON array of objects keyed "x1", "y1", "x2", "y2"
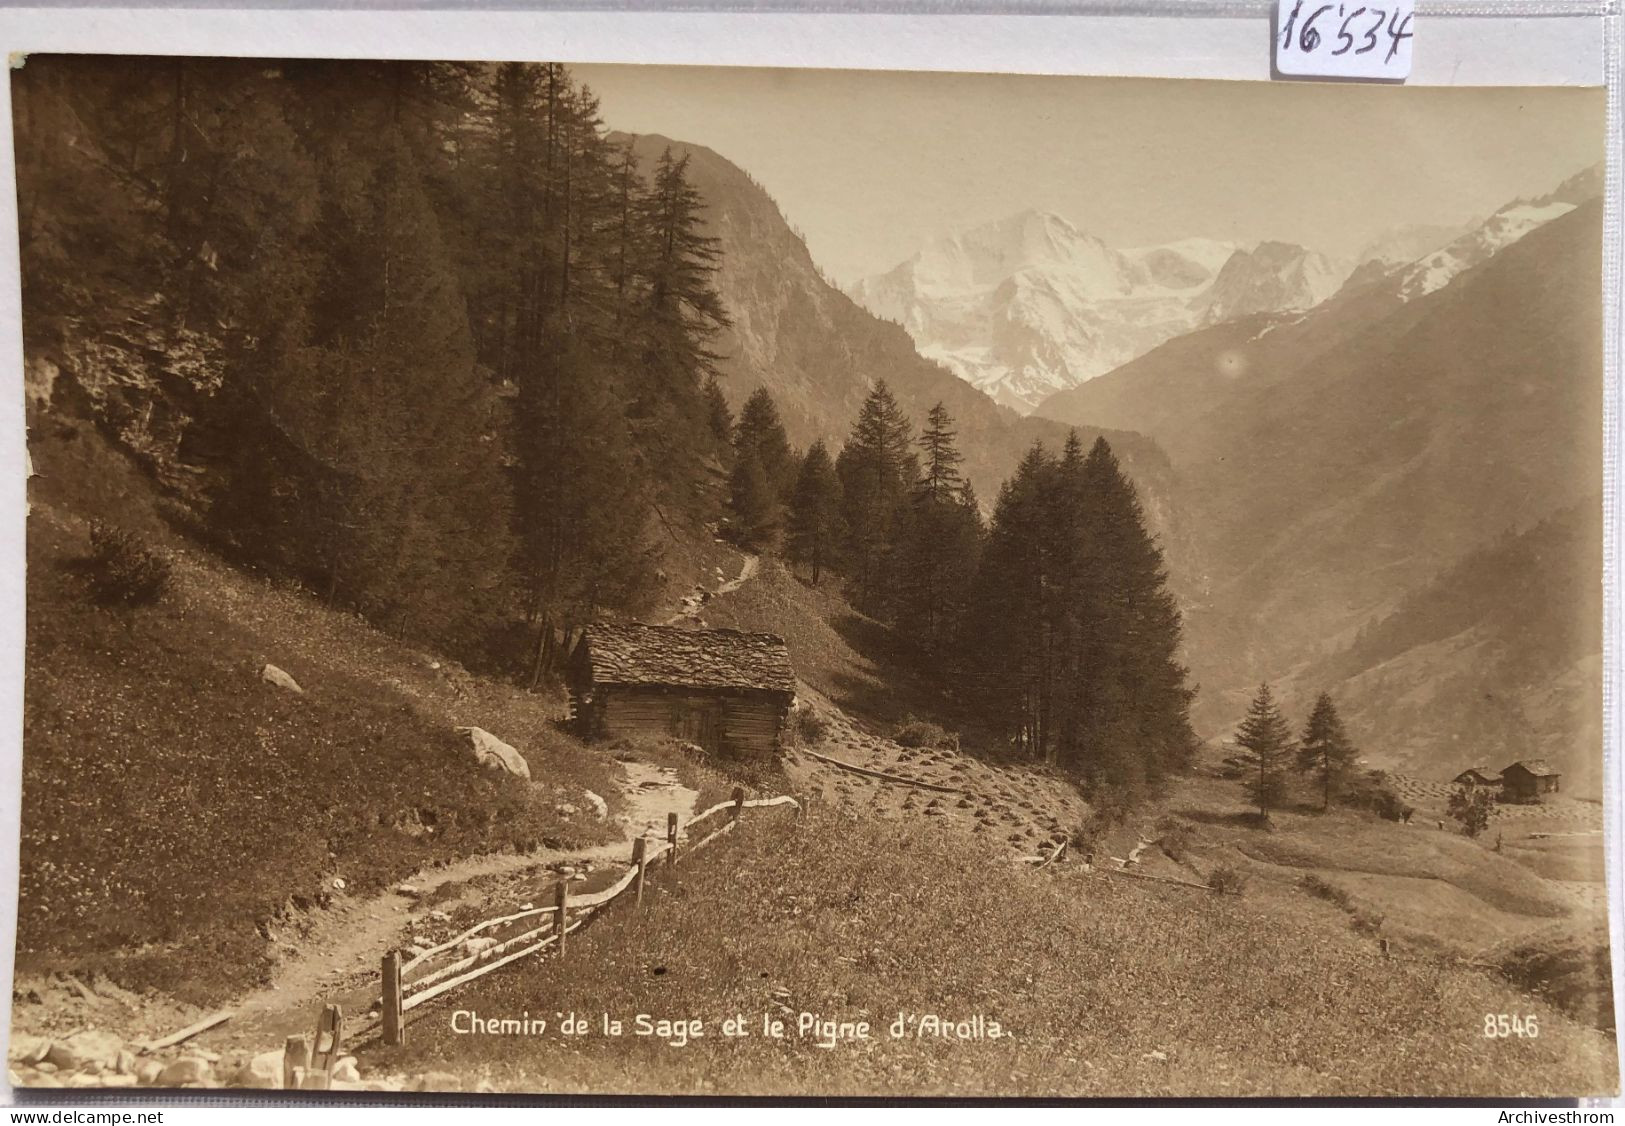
[
  {"x1": 579, "y1": 622, "x2": 795, "y2": 695},
  {"x1": 1503, "y1": 759, "x2": 1559, "y2": 778}
]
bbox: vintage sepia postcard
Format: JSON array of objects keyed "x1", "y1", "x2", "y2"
[{"x1": 5, "y1": 54, "x2": 1616, "y2": 1098}]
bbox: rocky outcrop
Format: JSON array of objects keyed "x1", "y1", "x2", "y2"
[
  {"x1": 261, "y1": 664, "x2": 304, "y2": 694},
  {"x1": 458, "y1": 726, "x2": 531, "y2": 781},
  {"x1": 8, "y1": 1028, "x2": 470, "y2": 1092}
]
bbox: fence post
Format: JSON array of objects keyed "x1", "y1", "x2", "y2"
[
  {"x1": 731, "y1": 786, "x2": 745, "y2": 824},
  {"x1": 381, "y1": 950, "x2": 404, "y2": 1047},
  {"x1": 281, "y1": 1035, "x2": 308, "y2": 1090},
  {"x1": 632, "y1": 836, "x2": 648, "y2": 908},
  {"x1": 667, "y1": 812, "x2": 679, "y2": 866},
  {"x1": 304, "y1": 1004, "x2": 343, "y2": 1089},
  {"x1": 555, "y1": 879, "x2": 570, "y2": 957}
]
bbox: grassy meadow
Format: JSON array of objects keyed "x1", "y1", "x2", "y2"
[
  {"x1": 19, "y1": 421, "x2": 620, "y2": 1002},
  {"x1": 370, "y1": 810, "x2": 1617, "y2": 1097}
]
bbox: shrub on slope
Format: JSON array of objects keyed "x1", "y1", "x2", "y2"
[{"x1": 21, "y1": 512, "x2": 616, "y2": 1004}]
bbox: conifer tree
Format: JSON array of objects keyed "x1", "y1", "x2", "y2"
[
  {"x1": 629, "y1": 148, "x2": 730, "y2": 469},
  {"x1": 972, "y1": 431, "x2": 1196, "y2": 782},
  {"x1": 899, "y1": 403, "x2": 982, "y2": 655},
  {"x1": 1297, "y1": 692, "x2": 1358, "y2": 810},
  {"x1": 702, "y1": 375, "x2": 735, "y2": 453},
  {"x1": 1236, "y1": 683, "x2": 1294, "y2": 820},
  {"x1": 967, "y1": 442, "x2": 1058, "y2": 755},
  {"x1": 917, "y1": 403, "x2": 965, "y2": 499},
  {"x1": 734, "y1": 387, "x2": 795, "y2": 501},
  {"x1": 836, "y1": 380, "x2": 917, "y2": 618},
  {"x1": 199, "y1": 129, "x2": 516, "y2": 650},
  {"x1": 1073, "y1": 436, "x2": 1196, "y2": 783},
  {"x1": 787, "y1": 440, "x2": 845, "y2": 585},
  {"x1": 20, "y1": 57, "x2": 773, "y2": 682},
  {"x1": 728, "y1": 447, "x2": 781, "y2": 551}
]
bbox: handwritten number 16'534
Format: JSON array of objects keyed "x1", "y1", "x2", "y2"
[{"x1": 1280, "y1": 2, "x2": 1413, "y2": 63}]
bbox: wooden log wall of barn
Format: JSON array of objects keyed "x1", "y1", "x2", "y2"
[{"x1": 598, "y1": 687, "x2": 789, "y2": 758}]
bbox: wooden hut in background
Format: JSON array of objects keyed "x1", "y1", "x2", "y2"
[
  {"x1": 1451, "y1": 766, "x2": 1501, "y2": 790},
  {"x1": 570, "y1": 623, "x2": 796, "y2": 759},
  {"x1": 1499, "y1": 760, "x2": 1561, "y2": 803}
]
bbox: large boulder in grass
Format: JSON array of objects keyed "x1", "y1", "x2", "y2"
[
  {"x1": 261, "y1": 664, "x2": 304, "y2": 695},
  {"x1": 457, "y1": 727, "x2": 530, "y2": 781}
]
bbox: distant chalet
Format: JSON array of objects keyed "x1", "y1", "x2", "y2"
[
  {"x1": 1451, "y1": 766, "x2": 1502, "y2": 789},
  {"x1": 569, "y1": 622, "x2": 796, "y2": 759},
  {"x1": 1499, "y1": 759, "x2": 1561, "y2": 803}
]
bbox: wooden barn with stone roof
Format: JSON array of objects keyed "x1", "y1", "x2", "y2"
[
  {"x1": 569, "y1": 622, "x2": 796, "y2": 758},
  {"x1": 1499, "y1": 759, "x2": 1561, "y2": 803},
  {"x1": 1451, "y1": 766, "x2": 1502, "y2": 790}
]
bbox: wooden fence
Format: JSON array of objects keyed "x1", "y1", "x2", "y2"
[{"x1": 362, "y1": 786, "x2": 803, "y2": 1046}]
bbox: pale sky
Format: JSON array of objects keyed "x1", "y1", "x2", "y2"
[{"x1": 573, "y1": 65, "x2": 1603, "y2": 287}]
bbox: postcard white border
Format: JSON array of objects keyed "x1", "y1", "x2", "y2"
[{"x1": 0, "y1": 8, "x2": 1608, "y2": 84}]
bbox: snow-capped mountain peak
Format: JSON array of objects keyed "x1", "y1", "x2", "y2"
[
  {"x1": 849, "y1": 212, "x2": 1342, "y2": 412},
  {"x1": 1199, "y1": 241, "x2": 1345, "y2": 325},
  {"x1": 848, "y1": 166, "x2": 1598, "y2": 415},
  {"x1": 891, "y1": 209, "x2": 1127, "y2": 303}
]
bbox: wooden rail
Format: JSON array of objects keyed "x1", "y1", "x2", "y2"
[
  {"x1": 1095, "y1": 866, "x2": 1223, "y2": 893},
  {"x1": 1035, "y1": 837, "x2": 1068, "y2": 869},
  {"x1": 367, "y1": 786, "x2": 802, "y2": 1046}
]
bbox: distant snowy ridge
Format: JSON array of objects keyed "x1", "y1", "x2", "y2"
[
  {"x1": 850, "y1": 164, "x2": 1602, "y2": 414},
  {"x1": 1393, "y1": 164, "x2": 1601, "y2": 303},
  {"x1": 849, "y1": 209, "x2": 1341, "y2": 413},
  {"x1": 1399, "y1": 201, "x2": 1576, "y2": 301}
]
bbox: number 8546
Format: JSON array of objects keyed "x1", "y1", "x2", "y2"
[{"x1": 1483, "y1": 1013, "x2": 1539, "y2": 1039}]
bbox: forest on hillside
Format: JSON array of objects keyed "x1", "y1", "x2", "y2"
[
  {"x1": 18, "y1": 57, "x2": 735, "y2": 668},
  {"x1": 16, "y1": 55, "x2": 1195, "y2": 792}
]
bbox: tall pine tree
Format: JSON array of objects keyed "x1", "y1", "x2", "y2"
[
  {"x1": 967, "y1": 442, "x2": 1059, "y2": 755},
  {"x1": 1298, "y1": 692, "x2": 1358, "y2": 810},
  {"x1": 1072, "y1": 436, "x2": 1196, "y2": 784},
  {"x1": 734, "y1": 387, "x2": 795, "y2": 502},
  {"x1": 898, "y1": 404, "x2": 983, "y2": 656},
  {"x1": 1236, "y1": 683, "x2": 1294, "y2": 820},
  {"x1": 787, "y1": 440, "x2": 845, "y2": 585},
  {"x1": 836, "y1": 380, "x2": 917, "y2": 619},
  {"x1": 966, "y1": 432, "x2": 1194, "y2": 785},
  {"x1": 728, "y1": 446, "x2": 781, "y2": 552}
]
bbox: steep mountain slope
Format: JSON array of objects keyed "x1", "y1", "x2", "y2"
[
  {"x1": 1387, "y1": 167, "x2": 1596, "y2": 303},
  {"x1": 1295, "y1": 502, "x2": 1602, "y2": 795},
  {"x1": 1039, "y1": 194, "x2": 1603, "y2": 756},
  {"x1": 1181, "y1": 199, "x2": 1601, "y2": 687},
  {"x1": 618, "y1": 135, "x2": 1176, "y2": 510},
  {"x1": 1037, "y1": 166, "x2": 1601, "y2": 448},
  {"x1": 848, "y1": 209, "x2": 1344, "y2": 412},
  {"x1": 1031, "y1": 261, "x2": 1414, "y2": 457}
]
